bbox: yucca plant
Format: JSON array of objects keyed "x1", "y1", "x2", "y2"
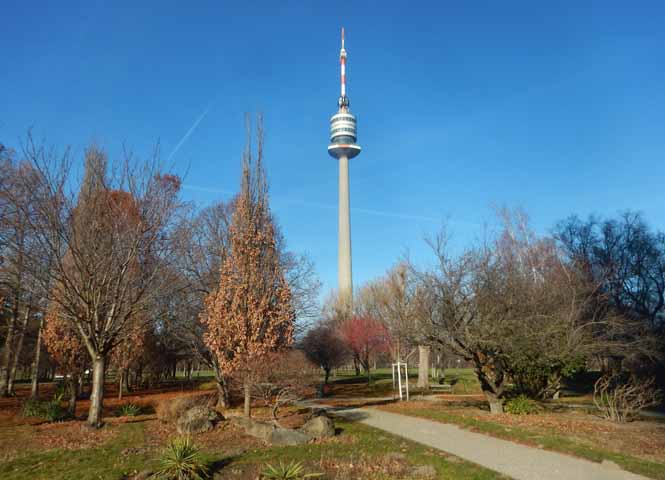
[
  {"x1": 261, "y1": 460, "x2": 322, "y2": 479},
  {"x1": 153, "y1": 436, "x2": 209, "y2": 479},
  {"x1": 118, "y1": 403, "x2": 142, "y2": 416}
]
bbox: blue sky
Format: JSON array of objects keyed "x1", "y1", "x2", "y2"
[{"x1": 2, "y1": 1, "x2": 665, "y2": 298}]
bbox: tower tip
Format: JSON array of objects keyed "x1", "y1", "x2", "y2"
[{"x1": 341, "y1": 27, "x2": 345, "y2": 48}]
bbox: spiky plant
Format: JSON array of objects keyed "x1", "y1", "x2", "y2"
[
  {"x1": 261, "y1": 460, "x2": 322, "y2": 479},
  {"x1": 117, "y1": 403, "x2": 141, "y2": 416},
  {"x1": 153, "y1": 436, "x2": 209, "y2": 479}
]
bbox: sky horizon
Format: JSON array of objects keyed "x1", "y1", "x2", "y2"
[{"x1": 3, "y1": 1, "x2": 665, "y2": 299}]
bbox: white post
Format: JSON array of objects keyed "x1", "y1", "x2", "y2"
[
  {"x1": 396, "y1": 363, "x2": 403, "y2": 400},
  {"x1": 404, "y1": 363, "x2": 409, "y2": 401}
]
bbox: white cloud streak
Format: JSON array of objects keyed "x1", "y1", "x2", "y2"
[
  {"x1": 167, "y1": 101, "x2": 215, "y2": 162},
  {"x1": 182, "y1": 183, "x2": 441, "y2": 223}
]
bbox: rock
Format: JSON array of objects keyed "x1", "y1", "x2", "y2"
[
  {"x1": 176, "y1": 405, "x2": 221, "y2": 435},
  {"x1": 268, "y1": 427, "x2": 311, "y2": 446},
  {"x1": 231, "y1": 417, "x2": 276, "y2": 441},
  {"x1": 409, "y1": 465, "x2": 437, "y2": 479},
  {"x1": 300, "y1": 414, "x2": 335, "y2": 439}
]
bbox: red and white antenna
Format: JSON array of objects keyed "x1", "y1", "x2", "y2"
[{"x1": 340, "y1": 27, "x2": 347, "y2": 98}]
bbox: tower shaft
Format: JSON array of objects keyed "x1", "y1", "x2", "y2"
[{"x1": 338, "y1": 155, "x2": 352, "y2": 302}]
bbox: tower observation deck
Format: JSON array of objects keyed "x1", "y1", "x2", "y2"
[
  {"x1": 328, "y1": 28, "x2": 361, "y2": 161},
  {"x1": 328, "y1": 28, "x2": 360, "y2": 307}
]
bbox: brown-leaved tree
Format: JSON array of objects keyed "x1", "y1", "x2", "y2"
[{"x1": 202, "y1": 119, "x2": 295, "y2": 417}]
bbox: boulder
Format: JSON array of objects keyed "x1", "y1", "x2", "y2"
[
  {"x1": 268, "y1": 427, "x2": 311, "y2": 446},
  {"x1": 299, "y1": 414, "x2": 335, "y2": 439},
  {"x1": 176, "y1": 405, "x2": 221, "y2": 435},
  {"x1": 232, "y1": 417, "x2": 276, "y2": 441}
]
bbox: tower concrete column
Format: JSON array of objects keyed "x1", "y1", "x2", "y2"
[{"x1": 338, "y1": 155, "x2": 352, "y2": 304}]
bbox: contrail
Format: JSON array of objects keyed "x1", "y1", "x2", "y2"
[
  {"x1": 167, "y1": 101, "x2": 215, "y2": 162},
  {"x1": 182, "y1": 184, "x2": 441, "y2": 223}
]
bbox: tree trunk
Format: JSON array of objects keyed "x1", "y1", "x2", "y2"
[
  {"x1": 484, "y1": 390, "x2": 504, "y2": 414},
  {"x1": 353, "y1": 356, "x2": 360, "y2": 376},
  {"x1": 363, "y1": 356, "x2": 371, "y2": 384},
  {"x1": 87, "y1": 355, "x2": 105, "y2": 428},
  {"x1": 8, "y1": 308, "x2": 30, "y2": 395},
  {"x1": 118, "y1": 370, "x2": 124, "y2": 400},
  {"x1": 417, "y1": 345, "x2": 430, "y2": 389},
  {"x1": 213, "y1": 364, "x2": 230, "y2": 408},
  {"x1": 67, "y1": 375, "x2": 77, "y2": 416},
  {"x1": 324, "y1": 367, "x2": 331, "y2": 384},
  {"x1": 243, "y1": 379, "x2": 251, "y2": 418},
  {"x1": 0, "y1": 310, "x2": 18, "y2": 396},
  {"x1": 474, "y1": 358, "x2": 505, "y2": 414}
]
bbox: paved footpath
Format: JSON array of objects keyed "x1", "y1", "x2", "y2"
[{"x1": 327, "y1": 405, "x2": 648, "y2": 480}]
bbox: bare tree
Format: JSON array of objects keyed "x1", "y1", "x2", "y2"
[
  {"x1": 5, "y1": 138, "x2": 182, "y2": 427},
  {"x1": 0, "y1": 153, "x2": 50, "y2": 396},
  {"x1": 555, "y1": 212, "x2": 665, "y2": 372}
]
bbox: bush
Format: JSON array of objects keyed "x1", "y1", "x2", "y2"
[
  {"x1": 261, "y1": 460, "x2": 322, "y2": 479},
  {"x1": 155, "y1": 393, "x2": 215, "y2": 423},
  {"x1": 117, "y1": 403, "x2": 142, "y2": 417},
  {"x1": 153, "y1": 436, "x2": 209, "y2": 479},
  {"x1": 593, "y1": 373, "x2": 661, "y2": 423},
  {"x1": 504, "y1": 395, "x2": 540, "y2": 415},
  {"x1": 21, "y1": 393, "x2": 67, "y2": 422}
]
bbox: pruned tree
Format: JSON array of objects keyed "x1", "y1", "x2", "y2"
[{"x1": 202, "y1": 118, "x2": 295, "y2": 417}]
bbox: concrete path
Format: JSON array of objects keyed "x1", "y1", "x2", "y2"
[{"x1": 327, "y1": 406, "x2": 648, "y2": 480}]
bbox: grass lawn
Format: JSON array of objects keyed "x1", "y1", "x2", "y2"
[
  {"x1": 328, "y1": 367, "x2": 482, "y2": 399},
  {"x1": 379, "y1": 401, "x2": 665, "y2": 480},
  {"x1": 0, "y1": 405, "x2": 504, "y2": 479}
]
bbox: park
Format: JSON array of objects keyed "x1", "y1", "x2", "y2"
[{"x1": 2, "y1": 3, "x2": 665, "y2": 480}]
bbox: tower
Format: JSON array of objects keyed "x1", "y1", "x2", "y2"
[{"x1": 328, "y1": 27, "x2": 361, "y2": 308}]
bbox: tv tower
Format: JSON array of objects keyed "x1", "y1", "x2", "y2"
[{"x1": 328, "y1": 27, "x2": 361, "y2": 308}]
